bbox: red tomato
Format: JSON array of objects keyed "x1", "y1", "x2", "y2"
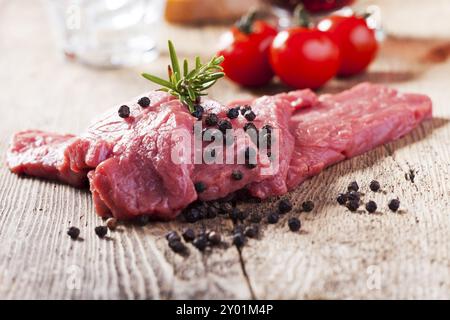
[
  {"x1": 318, "y1": 15, "x2": 378, "y2": 77},
  {"x1": 269, "y1": 28, "x2": 340, "y2": 89},
  {"x1": 218, "y1": 21, "x2": 277, "y2": 87}
]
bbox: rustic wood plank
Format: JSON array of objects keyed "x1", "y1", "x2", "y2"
[{"x1": 0, "y1": 0, "x2": 449, "y2": 299}]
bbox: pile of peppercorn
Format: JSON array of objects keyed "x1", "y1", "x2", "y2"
[{"x1": 336, "y1": 180, "x2": 401, "y2": 214}]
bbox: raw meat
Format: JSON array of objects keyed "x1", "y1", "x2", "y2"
[{"x1": 6, "y1": 83, "x2": 432, "y2": 219}]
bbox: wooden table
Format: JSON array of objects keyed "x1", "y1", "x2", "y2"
[{"x1": 0, "y1": 0, "x2": 449, "y2": 299}]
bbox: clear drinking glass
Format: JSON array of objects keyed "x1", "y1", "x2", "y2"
[{"x1": 48, "y1": 0, "x2": 165, "y2": 68}]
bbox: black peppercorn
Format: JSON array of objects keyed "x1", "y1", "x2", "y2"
[
  {"x1": 166, "y1": 231, "x2": 181, "y2": 242},
  {"x1": 244, "y1": 225, "x2": 258, "y2": 238},
  {"x1": 207, "y1": 231, "x2": 221, "y2": 245},
  {"x1": 205, "y1": 113, "x2": 219, "y2": 126},
  {"x1": 229, "y1": 208, "x2": 239, "y2": 221},
  {"x1": 193, "y1": 235, "x2": 208, "y2": 251},
  {"x1": 288, "y1": 217, "x2": 301, "y2": 232},
  {"x1": 337, "y1": 193, "x2": 347, "y2": 205},
  {"x1": 346, "y1": 200, "x2": 359, "y2": 212},
  {"x1": 137, "y1": 96, "x2": 150, "y2": 108},
  {"x1": 118, "y1": 105, "x2": 130, "y2": 118},
  {"x1": 365, "y1": 200, "x2": 377, "y2": 213},
  {"x1": 267, "y1": 212, "x2": 279, "y2": 224},
  {"x1": 240, "y1": 105, "x2": 251, "y2": 115},
  {"x1": 302, "y1": 200, "x2": 314, "y2": 212},
  {"x1": 243, "y1": 122, "x2": 257, "y2": 132},
  {"x1": 184, "y1": 208, "x2": 201, "y2": 223},
  {"x1": 206, "y1": 206, "x2": 218, "y2": 219},
  {"x1": 388, "y1": 199, "x2": 400, "y2": 212},
  {"x1": 231, "y1": 170, "x2": 243, "y2": 181},
  {"x1": 219, "y1": 202, "x2": 233, "y2": 214},
  {"x1": 244, "y1": 110, "x2": 256, "y2": 121},
  {"x1": 182, "y1": 228, "x2": 196, "y2": 242},
  {"x1": 238, "y1": 209, "x2": 248, "y2": 221},
  {"x1": 226, "y1": 107, "x2": 239, "y2": 119},
  {"x1": 94, "y1": 226, "x2": 108, "y2": 238},
  {"x1": 194, "y1": 181, "x2": 207, "y2": 193},
  {"x1": 348, "y1": 181, "x2": 359, "y2": 192},
  {"x1": 369, "y1": 180, "x2": 381, "y2": 192},
  {"x1": 347, "y1": 191, "x2": 360, "y2": 202},
  {"x1": 278, "y1": 199, "x2": 293, "y2": 214},
  {"x1": 218, "y1": 119, "x2": 232, "y2": 133},
  {"x1": 67, "y1": 226, "x2": 80, "y2": 240},
  {"x1": 233, "y1": 232, "x2": 246, "y2": 247},
  {"x1": 191, "y1": 105, "x2": 204, "y2": 120},
  {"x1": 168, "y1": 239, "x2": 186, "y2": 253}
]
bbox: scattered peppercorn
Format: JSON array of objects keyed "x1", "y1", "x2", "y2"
[
  {"x1": 193, "y1": 235, "x2": 208, "y2": 251},
  {"x1": 218, "y1": 119, "x2": 232, "y2": 133},
  {"x1": 267, "y1": 212, "x2": 279, "y2": 224},
  {"x1": 238, "y1": 209, "x2": 248, "y2": 221},
  {"x1": 106, "y1": 218, "x2": 118, "y2": 230},
  {"x1": 206, "y1": 206, "x2": 218, "y2": 218},
  {"x1": 229, "y1": 208, "x2": 239, "y2": 221},
  {"x1": 348, "y1": 181, "x2": 359, "y2": 192},
  {"x1": 219, "y1": 202, "x2": 233, "y2": 214},
  {"x1": 240, "y1": 105, "x2": 251, "y2": 115},
  {"x1": 205, "y1": 113, "x2": 219, "y2": 126},
  {"x1": 184, "y1": 208, "x2": 201, "y2": 223},
  {"x1": 67, "y1": 226, "x2": 80, "y2": 240},
  {"x1": 244, "y1": 110, "x2": 256, "y2": 121},
  {"x1": 244, "y1": 225, "x2": 258, "y2": 238},
  {"x1": 302, "y1": 200, "x2": 314, "y2": 212},
  {"x1": 95, "y1": 226, "x2": 108, "y2": 238},
  {"x1": 231, "y1": 170, "x2": 243, "y2": 181},
  {"x1": 369, "y1": 180, "x2": 381, "y2": 192},
  {"x1": 233, "y1": 232, "x2": 246, "y2": 247},
  {"x1": 346, "y1": 200, "x2": 359, "y2": 212},
  {"x1": 207, "y1": 231, "x2": 221, "y2": 245},
  {"x1": 182, "y1": 228, "x2": 196, "y2": 242},
  {"x1": 243, "y1": 122, "x2": 257, "y2": 132},
  {"x1": 388, "y1": 199, "x2": 400, "y2": 212},
  {"x1": 194, "y1": 182, "x2": 207, "y2": 193},
  {"x1": 227, "y1": 107, "x2": 240, "y2": 119},
  {"x1": 137, "y1": 96, "x2": 150, "y2": 108},
  {"x1": 347, "y1": 191, "x2": 360, "y2": 202},
  {"x1": 168, "y1": 240, "x2": 186, "y2": 253},
  {"x1": 288, "y1": 217, "x2": 301, "y2": 232},
  {"x1": 278, "y1": 199, "x2": 293, "y2": 214},
  {"x1": 337, "y1": 193, "x2": 347, "y2": 205},
  {"x1": 166, "y1": 231, "x2": 181, "y2": 242},
  {"x1": 118, "y1": 105, "x2": 130, "y2": 118},
  {"x1": 191, "y1": 105, "x2": 204, "y2": 120},
  {"x1": 365, "y1": 200, "x2": 377, "y2": 213}
]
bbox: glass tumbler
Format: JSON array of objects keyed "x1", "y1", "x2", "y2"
[{"x1": 48, "y1": 0, "x2": 165, "y2": 68}]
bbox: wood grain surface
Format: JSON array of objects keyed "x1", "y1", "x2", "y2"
[{"x1": 0, "y1": 0, "x2": 449, "y2": 299}]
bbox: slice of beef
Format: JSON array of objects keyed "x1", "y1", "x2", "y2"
[
  {"x1": 7, "y1": 130, "x2": 87, "y2": 187},
  {"x1": 6, "y1": 83, "x2": 432, "y2": 219},
  {"x1": 286, "y1": 83, "x2": 432, "y2": 189}
]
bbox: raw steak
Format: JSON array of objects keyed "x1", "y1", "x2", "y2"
[{"x1": 6, "y1": 83, "x2": 432, "y2": 219}]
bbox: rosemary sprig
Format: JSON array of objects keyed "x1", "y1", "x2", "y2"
[{"x1": 142, "y1": 40, "x2": 225, "y2": 113}]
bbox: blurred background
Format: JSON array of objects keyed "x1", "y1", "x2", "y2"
[{"x1": 1, "y1": 0, "x2": 450, "y2": 134}]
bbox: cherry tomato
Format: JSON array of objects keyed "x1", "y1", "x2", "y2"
[
  {"x1": 318, "y1": 15, "x2": 378, "y2": 77},
  {"x1": 269, "y1": 28, "x2": 340, "y2": 89},
  {"x1": 218, "y1": 20, "x2": 277, "y2": 87}
]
